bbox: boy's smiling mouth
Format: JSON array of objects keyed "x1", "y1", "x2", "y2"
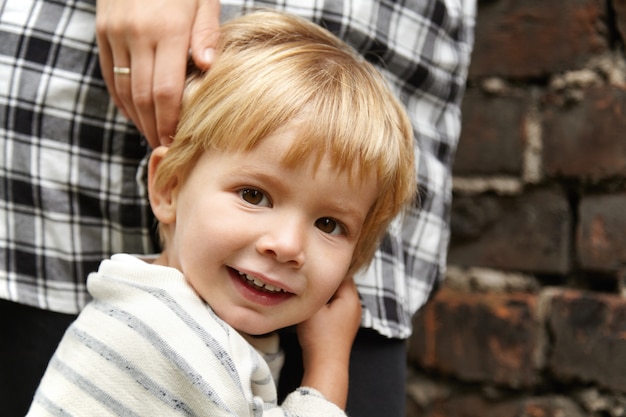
[{"x1": 236, "y1": 270, "x2": 287, "y2": 294}]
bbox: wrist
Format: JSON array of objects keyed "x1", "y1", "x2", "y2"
[{"x1": 301, "y1": 356, "x2": 350, "y2": 409}]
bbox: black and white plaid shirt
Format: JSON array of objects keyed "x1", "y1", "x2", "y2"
[{"x1": 0, "y1": 0, "x2": 475, "y2": 339}]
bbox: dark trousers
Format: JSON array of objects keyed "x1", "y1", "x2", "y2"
[
  {"x1": 0, "y1": 299, "x2": 77, "y2": 417},
  {"x1": 0, "y1": 299, "x2": 406, "y2": 417}
]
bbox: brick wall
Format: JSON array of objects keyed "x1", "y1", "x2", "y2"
[{"x1": 406, "y1": 0, "x2": 626, "y2": 416}]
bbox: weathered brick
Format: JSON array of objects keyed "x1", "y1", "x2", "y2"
[
  {"x1": 495, "y1": 396, "x2": 586, "y2": 417},
  {"x1": 455, "y1": 89, "x2": 526, "y2": 176},
  {"x1": 542, "y1": 85, "x2": 626, "y2": 180},
  {"x1": 578, "y1": 193, "x2": 626, "y2": 271},
  {"x1": 449, "y1": 187, "x2": 571, "y2": 274},
  {"x1": 613, "y1": 0, "x2": 626, "y2": 43},
  {"x1": 548, "y1": 288, "x2": 626, "y2": 392},
  {"x1": 410, "y1": 394, "x2": 491, "y2": 417},
  {"x1": 469, "y1": 0, "x2": 608, "y2": 79},
  {"x1": 418, "y1": 395, "x2": 585, "y2": 417},
  {"x1": 409, "y1": 288, "x2": 541, "y2": 388}
]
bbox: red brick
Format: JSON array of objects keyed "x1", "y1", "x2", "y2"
[
  {"x1": 409, "y1": 288, "x2": 541, "y2": 388},
  {"x1": 497, "y1": 396, "x2": 586, "y2": 417},
  {"x1": 542, "y1": 86, "x2": 626, "y2": 180},
  {"x1": 578, "y1": 193, "x2": 626, "y2": 271},
  {"x1": 416, "y1": 395, "x2": 585, "y2": 417},
  {"x1": 548, "y1": 288, "x2": 626, "y2": 392},
  {"x1": 449, "y1": 187, "x2": 571, "y2": 274},
  {"x1": 416, "y1": 395, "x2": 493, "y2": 417},
  {"x1": 407, "y1": 390, "x2": 586, "y2": 417},
  {"x1": 417, "y1": 395, "x2": 491, "y2": 417},
  {"x1": 469, "y1": 0, "x2": 608, "y2": 79},
  {"x1": 455, "y1": 88, "x2": 526, "y2": 176}
]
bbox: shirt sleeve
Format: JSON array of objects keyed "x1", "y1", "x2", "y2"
[{"x1": 279, "y1": 387, "x2": 346, "y2": 416}]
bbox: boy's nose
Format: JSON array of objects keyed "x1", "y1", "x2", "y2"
[{"x1": 256, "y1": 214, "x2": 306, "y2": 267}]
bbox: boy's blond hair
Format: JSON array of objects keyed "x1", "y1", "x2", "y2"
[{"x1": 153, "y1": 10, "x2": 416, "y2": 276}]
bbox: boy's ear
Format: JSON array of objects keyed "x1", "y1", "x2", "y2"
[{"x1": 148, "y1": 146, "x2": 178, "y2": 225}]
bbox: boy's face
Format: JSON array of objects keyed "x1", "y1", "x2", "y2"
[{"x1": 149, "y1": 128, "x2": 377, "y2": 335}]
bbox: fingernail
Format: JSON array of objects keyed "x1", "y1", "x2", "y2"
[{"x1": 203, "y1": 48, "x2": 215, "y2": 65}]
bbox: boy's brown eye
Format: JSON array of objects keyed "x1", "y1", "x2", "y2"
[
  {"x1": 240, "y1": 189, "x2": 270, "y2": 206},
  {"x1": 315, "y1": 217, "x2": 343, "y2": 235}
]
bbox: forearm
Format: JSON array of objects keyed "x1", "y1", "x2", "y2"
[
  {"x1": 301, "y1": 355, "x2": 350, "y2": 409},
  {"x1": 296, "y1": 278, "x2": 360, "y2": 410}
]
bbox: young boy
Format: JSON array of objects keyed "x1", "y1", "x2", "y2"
[{"x1": 27, "y1": 10, "x2": 415, "y2": 417}]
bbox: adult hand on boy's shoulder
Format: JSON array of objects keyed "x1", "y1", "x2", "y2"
[
  {"x1": 297, "y1": 278, "x2": 361, "y2": 409},
  {"x1": 96, "y1": 0, "x2": 221, "y2": 148}
]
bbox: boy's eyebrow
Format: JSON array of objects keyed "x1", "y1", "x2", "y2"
[
  {"x1": 328, "y1": 204, "x2": 368, "y2": 233},
  {"x1": 313, "y1": 192, "x2": 372, "y2": 233},
  {"x1": 232, "y1": 164, "x2": 289, "y2": 192}
]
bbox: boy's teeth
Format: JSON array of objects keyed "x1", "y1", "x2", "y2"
[{"x1": 238, "y1": 271, "x2": 284, "y2": 293}]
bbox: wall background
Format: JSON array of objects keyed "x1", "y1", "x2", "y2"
[{"x1": 406, "y1": 0, "x2": 626, "y2": 415}]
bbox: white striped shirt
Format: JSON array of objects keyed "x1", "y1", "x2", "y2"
[{"x1": 27, "y1": 254, "x2": 345, "y2": 417}]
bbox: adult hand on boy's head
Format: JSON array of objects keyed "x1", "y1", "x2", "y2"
[
  {"x1": 297, "y1": 278, "x2": 361, "y2": 408},
  {"x1": 96, "y1": 0, "x2": 221, "y2": 148}
]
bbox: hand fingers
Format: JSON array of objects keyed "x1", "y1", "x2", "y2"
[
  {"x1": 329, "y1": 277, "x2": 359, "y2": 303},
  {"x1": 95, "y1": 28, "x2": 120, "y2": 111},
  {"x1": 297, "y1": 277, "x2": 361, "y2": 351},
  {"x1": 127, "y1": 45, "x2": 158, "y2": 147},
  {"x1": 329, "y1": 278, "x2": 362, "y2": 328},
  {"x1": 95, "y1": 5, "x2": 129, "y2": 120},
  {"x1": 96, "y1": 8, "x2": 145, "y2": 137},
  {"x1": 152, "y1": 38, "x2": 189, "y2": 146},
  {"x1": 97, "y1": 16, "x2": 177, "y2": 147},
  {"x1": 190, "y1": 0, "x2": 221, "y2": 69},
  {"x1": 96, "y1": 0, "x2": 220, "y2": 148},
  {"x1": 111, "y1": 56, "x2": 138, "y2": 127}
]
